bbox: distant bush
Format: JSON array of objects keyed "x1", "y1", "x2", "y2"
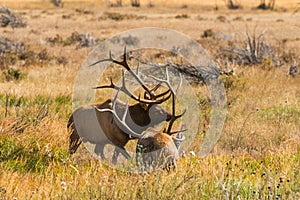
[
  {"x1": 175, "y1": 14, "x2": 190, "y2": 19},
  {"x1": 51, "y1": 0, "x2": 63, "y2": 8},
  {"x1": 74, "y1": 8, "x2": 93, "y2": 15},
  {"x1": 2, "y1": 67, "x2": 26, "y2": 81},
  {"x1": 0, "y1": 37, "x2": 51, "y2": 69},
  {"x1": 99, "y1": 12, "x2": 146, "y2": 21},
  {"x1": 256, "y1": 0, "x2": 276, "y2": 10},
  {"x1": 45, "y1": 34, "x2": 63, "y2": 45},
  {"x1": 221, "y1": 29, "x2": 280, "y2": 66},
  {"x1": 202, "y1": 29, "x2": 214, "y2": 38},
  {"x1": 225, "y1": 0, "x2": 242, "y2": 10},
  {"x1": 0, "y1": 6, "x2": 26, "y2": 28},
  {"x1": 46, "y1": 32, "x2": 98, "y2": 49}
]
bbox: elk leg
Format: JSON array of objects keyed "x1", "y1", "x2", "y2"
[
  {"x1": 69, "y1": 129, "x2": 82, "y2": 154},
  {"x1": 94, "y1": 143, "x2": 106, "y2": 160},
  {"x1": 112, "y1": 147, "x2": 131, "y2": 164},
  {"x1": 112, "y1": 149, "x2": 119, "y2": 164}
]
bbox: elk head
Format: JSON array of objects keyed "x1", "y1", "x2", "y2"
[{"x1": 91, "y1": 48, "x2": 173, "y2": 126}]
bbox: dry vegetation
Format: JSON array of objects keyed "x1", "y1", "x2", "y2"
[{"x1": 0, "y1": 0, "x2": 300, "y2": 199}]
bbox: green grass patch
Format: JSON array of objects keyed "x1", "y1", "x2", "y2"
[
  {"x1": 0, "y1": 92, "x2": 72, "y2": 119},
  {"x1": 0, "y1": 135, "x2": 69, "y2": 173},
  {"x1": 0, "y1": 93, "x2": 72, "y2": 137},
  {"x1": 1, "y1": 68, "x2": 27, "y2": 82},
  {"x1": 259, "y1": 105, "x2": 300, "y2": 123}
]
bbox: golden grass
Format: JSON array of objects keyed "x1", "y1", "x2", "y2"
[
  {"x1": 0, "y1": 1, "x2": 300, "y2": 199},
  {"x1": 1, "y1": 64, "x2": 299, "y2": 199},
  {"x1": 1, "y1": 150, "x2": 299, "y2": 199}
]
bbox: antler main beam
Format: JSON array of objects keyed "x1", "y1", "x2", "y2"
[
  {"x1": 95, "y1": 89, "x2": 142, "y2": 139},
  {"x1": 93, "y1": 71, "x2": 170, "y2": 104}
]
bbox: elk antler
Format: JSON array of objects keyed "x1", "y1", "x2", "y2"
[
  {"x1": 172, "y1": 124, "x2": 187, "y2": 149},
  {"x1": 90, "y1": 47, "x2": 171, "y2": 104},
  {"x1": 95, "y1": 88, "x2": 142, "y2": 139},
  {"x1": 143, "y1": 82, "x2": 166, "y2": 100},
  {"x1": 93, "y1": 70, "x2": 170, "y2": 104},
  {"x1": 149, "y1": 67, "x2": 187, "y2": 135}
]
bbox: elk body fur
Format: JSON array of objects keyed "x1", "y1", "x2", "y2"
[
  {"x1": 136, "y1": 127, "x2": 185, "y2": 172},
  {"x1": 68, "y1": 98, "x2": 171, "y2": 163}
]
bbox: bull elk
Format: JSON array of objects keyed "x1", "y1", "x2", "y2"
[
  {"x1": 68, "y1": 49, "x2": 172, "y2": 164},
  {"x1": 96, "y1": 66, "x2": 187, "y2": 171}
]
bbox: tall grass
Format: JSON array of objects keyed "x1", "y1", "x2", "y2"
[
  {"x1": 0, "y1": 150, "x2": 299, "y2": 199},
  {"x1": 0, "y1": 67, "x2": 299, "y2": 199}
]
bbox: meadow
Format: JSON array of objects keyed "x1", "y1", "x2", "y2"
[{"x1": 0, "y1": 0, "x2": 300, "y2": 199}]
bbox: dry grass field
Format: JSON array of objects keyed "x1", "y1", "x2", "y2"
[{"x1": 0, "y1": 0, "x2": 300, "y2": 199}]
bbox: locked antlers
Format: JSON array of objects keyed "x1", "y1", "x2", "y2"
[
  {"x1": 90, "y1": 47, "x2": 171, "y2": 104},
  {"x1": 95, "y1": 68, "x2": 186, "y2": 139},
  {"x1": 149, "y1": 67, "x2": 187, "y2": 135},
  {"x1": 91, "y1": 48, "x2": 187, "y2": 138}
]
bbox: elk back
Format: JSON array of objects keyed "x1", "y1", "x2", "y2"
[{"x1": 136, "y1": 127, "x2": 179, "y2": 172}]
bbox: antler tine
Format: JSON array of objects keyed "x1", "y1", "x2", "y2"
[
  {"x1": 143, "y1": 82, "x2": 170, "y2": 101},
  {"x1": 169, "y1": 128, "x2": 187, "y2": 137},
  {"x1": 123, "y1": 46, "x2": 127, "y2": 67},
  {"x1": 136, "y1": 65, "x2": 139, "y2": 76},
  {"x1": 92, "y1": 77, "x2": 115, "y2": 90},
  {"x1": 172, "y1": 124, "x2": 187, "y2": 149},
  {"x1": 93, "y1": 70, "x2": 171, "y2": 104},
  {"x1": 89, "y1": 48, "x2": 130, "y2": 69},
  {"x1": 149, "y1": 67, "x2": 177, "y2": 95},
  {"x1": 174, "y1": 107, "x2": 187, "y2": 120},
  {"x1": 149, "y1": 67, "x2": 186, "y2": 135},
  {"x1": 95, "y1": 89, "x2": 142, "y2": 139},
  {"x1": 150, "y1": 82, "x2": 162, "y2": 93},
  {"x1": 122, "y1": 101, "x2": 129, "y2": 122},
  {"x1": 148, "y1": 67, "x2": 182, "y2": 98}
]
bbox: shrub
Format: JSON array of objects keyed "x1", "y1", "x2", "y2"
[
  {"x1": 0, "y1": 37, "x2": 46, "y2": 68},
  {"x1": 104, "y1": 12, "x2": 125, "y2": 21},
  {"x1": 0, "y1": 6, "x2": 26, "y2": 28},
  {"x1": 2, "y1": 68, "x2": 26, "y2": 81},
  {"x1": 202, "y1": 29, "x2": 214, "y2": 38},
  {"x1": 175, "y1": 14, "x2": 189, "y2": 19},
  {"x1": 225, "y1": 0, "x2": 242, "y2": 10},
  {"x1": 256, "y1": 0, "x2": 276, "y2": 10},
  {"x1": 222, "y1": 29, "x2": 279, "y2": 66},
  {"x1": 47, "y1": 32, "x2": 98, "y2": 49}
]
